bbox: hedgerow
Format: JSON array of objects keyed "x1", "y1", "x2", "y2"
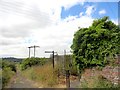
[{"x1": 20, "y1": 57, "x2": 48, "y2": 70}]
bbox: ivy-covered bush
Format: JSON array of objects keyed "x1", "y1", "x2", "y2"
[
  {"x1": 20, "y1": 57, "x2": 48, "y2": 70},
  {"x1": 71, "y1": 16, "x2": 120, "y2": 72}
]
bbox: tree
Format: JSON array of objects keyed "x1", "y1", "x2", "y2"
[{"x1": 71, "y1": 16, "x2": 120, "y2": 72}]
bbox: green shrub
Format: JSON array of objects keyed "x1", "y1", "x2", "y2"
[
  {"x1": 71, "y1": 16, "x2": 120, "y2": 72},
  {"x1": 2, "y1": 60, "x2": 16, "y2": 72},
  {"x1": 20, "y1": 57, "x2": 48, "y2": 70},
  {"x1": 2, "y1": 67, "x2": 15, "y2": 87},
  {"x1": 70, "y1": 63, "x2": 78, "y2": 76},
  {"x1": 1, "y1": 60, "x2": 16, "y2": 88}
]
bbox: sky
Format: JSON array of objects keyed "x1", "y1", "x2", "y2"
[{"x1": 0, "y1": 0, "x2": 119, "y2": 58}]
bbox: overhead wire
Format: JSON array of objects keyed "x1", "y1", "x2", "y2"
[{"x1": 0, "y1": 0, "x2": 43, "y2": 21}]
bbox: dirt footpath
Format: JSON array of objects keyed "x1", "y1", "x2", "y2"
[{"x1": 5, "y1": 68, "x2": 41, "y2": 88}]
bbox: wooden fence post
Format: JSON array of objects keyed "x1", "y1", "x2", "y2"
[{"x1": 66, "y1": 70, "x2": 70, "y2": 88}]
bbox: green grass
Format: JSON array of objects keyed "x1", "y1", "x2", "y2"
[{"x1": 21, "y1": 63, "x2": 58, "y2": 87}]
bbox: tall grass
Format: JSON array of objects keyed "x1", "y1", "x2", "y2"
[{"x1": 22, "y1": 63, "x2": 58, "y2": 87}]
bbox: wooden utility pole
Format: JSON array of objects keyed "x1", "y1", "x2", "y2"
[
  {"x1": 28, "y1": 46, "x2": 32, "y2": 58},
  {"x1": 31, "y1": 45, "x2": 40, "y2": 58},
  {"x1": 52, "y1": 51, "x2": 55, "y2": 69}
]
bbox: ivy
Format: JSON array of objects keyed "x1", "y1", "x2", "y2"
[{"x1": 71, "y1": 16, "x2": 120, "y2": 72}]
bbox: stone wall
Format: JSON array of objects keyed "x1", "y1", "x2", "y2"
[
  {"x1": 80, "y1": 65, "x2": 119, "y2": 86},
  {"x1": 102, "y1": 65, "x2": 119, "y2": 85}
]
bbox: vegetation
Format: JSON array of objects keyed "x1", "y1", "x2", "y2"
[
  {"x1": 1, "y1": 16, "x2": 119, "y2": 88},
  {"x1": 70, "y1": 63, "x2": 78, "y2": 76},
  {"x1": 0, "y1": 60, "x2": 16, "y2": 87},
  {"x1": 80, "y1": 74, "x2": 115, "y2": 88},
  {"x1": 20, "y1": 57, "x2": 59, "y2": 87},
  {"x1": 2, "y1": 60, "x2": 16, "y2": 72},
  {"x1": 56, "y1": 55, "x2": 78, "y2": 76},
  {"x1": 71, "y1": 16, "x2": 120, "y2": 72},
  {"x1": 21, "y1": 62, "x2": 58, "y2": 87},
  {"x1": 20, "y1": 57, "x2": 48, "y2": 70}
]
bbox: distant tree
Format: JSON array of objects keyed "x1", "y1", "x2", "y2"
[{"x1": 71, "y1": 16, "x2": 120, "y2": 72}]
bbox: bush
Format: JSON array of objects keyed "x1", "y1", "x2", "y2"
[
  {"x1": 20, "y1": 57, "x2": 48, "y2": 70},
  {"x1": 2, "y1": 67, "x2": 15, "y2": 87},
  {"x1": 1, "y1": 60, "x2": 16, "y2": 88},
  {"x1": 70, "y1": 64, "x2": 78, "y2": 76},
  {"x1": 2, "y1": 60, "x2": 16, "y2": 72},
  {"x1": 71, "y1": 16, "x2": 120, "y2": 72}
]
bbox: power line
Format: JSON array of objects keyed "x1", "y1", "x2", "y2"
[{"x1": 0, "y1": 0, "x2": 43, "y2": 21}]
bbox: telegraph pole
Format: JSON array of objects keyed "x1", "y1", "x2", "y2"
[
  {"x1": 64, "y1": 50, "x2": 66, "y2": 70},
  {"x1": 28, "y1": 46, "x2": 32, "y2": 58},
  {"x1": 52, "y1": 51, "x2": 54, "y2": 69},
  {"x1": 31, "y1": 45, "x2": 40, "y2": 58}
]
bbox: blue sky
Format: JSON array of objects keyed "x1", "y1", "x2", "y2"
[{"x1": 61, "y1": 2, "x2": 118, "y2": 20}]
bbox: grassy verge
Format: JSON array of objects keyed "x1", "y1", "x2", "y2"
[
  {"x1": 2, "y1": 67, "x2": 15, "y2": 87},
  {"x1": 21, "y1": 63, "x2": 58, "y2": 87}
]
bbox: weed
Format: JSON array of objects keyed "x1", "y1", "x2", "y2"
[
  {"x1": 80, "y1": 74, "x2": 115, "y2": 88},
  {"x1": 21, "y1": 63, "x2": 58, "y2": 87}
]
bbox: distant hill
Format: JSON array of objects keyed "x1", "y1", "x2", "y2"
[{"x1": 2, "y1": 57, "x2": 23, "y2": 63}]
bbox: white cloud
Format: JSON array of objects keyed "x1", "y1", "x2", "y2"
[
  {"x1": 79, "y1": 12, "x2": 84, "y2": 17},
  {"x1": 85, "y1": 5, "x2": 96, "y2": 16},
  {"x1": 0, "y1": 0, "x2": 95, "y2": 58},
  {"x1": 111, "y1": 19, "x2": 118, "y2": 25},
  {"x1": 1, "y1": 16, "x2": 94, "y2": 58},
  {"x1": 99, "y1": 9, "x2": 106, "y2": 15}
]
